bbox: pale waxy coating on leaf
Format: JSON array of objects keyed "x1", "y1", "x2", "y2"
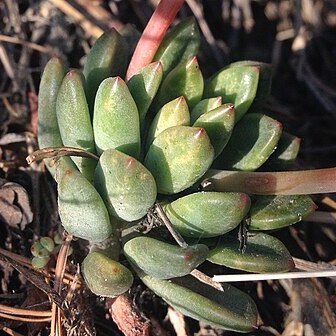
[
  {"x1": 82, "y1": 251, "x2": 133, "y2": 297},
  {"x1": 38, "y1": 57, "x2": 66, "y2": 177},
  {"x1": 123, "y1": 236, "x2": 208, "y2": 279},
  {"x1": 190, "y1": 96, "x2": 222, "y2": 124},
  {"x1": 207, "y1": 233, "x2": 295, "y2": 273},
  {"x1": 138, "y1": 270, "x2": 258, "y2": 333},
  {"x1": 146, "y1": 96, "x2": 190, "y2": 149},
  {"x1": 93, "y1": 77, "x2": 141, "y2": 159},
  {"x1": 153, "y1": 18, "x2": 201, "y2": 76},
  {"x1": 83, "y1": 28, "x2": 129, "y2": 115},
  {"x1": 204, "y1": 65, "x2": 260, "y2": 122},
  {"x1": 214, "y1": 113, "x2": 283, "y2": 171},
  {"x1": 144, "y1": 126, "x2": 214, "y2": 194},
  {"x1": 249, "y1": 195, "x2": 317, "y2": 230},
  {"x1": 94, "y1": 149, "x2": 157, "y2": 221},
  {"x1": 33, "y1": 14, "x2": 321, "y2": 333},
  {"x1": 164, "y1": 191, "x2": 250, "y2": 238},
  {"x1": 193, "y1": 103, "x2": 235, "y2": 158},
  {"x1": 227, "y1": 60, "x2": 273, "y2": 113},
  {"x1": 260, "y1": 131, "x2": 301, "y2": 170},
  {"x1": 57, "y1": 160, "x2": 113, "y2": 242},
  {"x1": 127, "y1": 61, "x2": 163, "y2": 128},
  {"x1": 56, "y1": 70, "x2": 96, "y2": 181},
  {"x1": 155, "y1": 56, "x2": 204, "y2": 110}
]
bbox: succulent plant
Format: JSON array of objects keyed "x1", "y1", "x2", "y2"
[{"x1": 30, "y1": 0, "x2": 336, "y2": 333}]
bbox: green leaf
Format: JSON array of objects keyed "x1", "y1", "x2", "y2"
[
  {"x1": 83, "y1": 29, "x2": 128, "y2": 114},
  {"x1": 207, "y1": 233, "x2": 295, "y2": 273},
  {"x1": 38, "y1": 57, "x2": 66, "y2": 177},
  {"x1": 260, "y1": 131, "x2": 301, "y2": 170},
  {"x1": 137, "y1": 271, "x2": 258, "y2": 333},
  {"x1": 57, "y1": 158, "x2": 114, "y2": 242},
  {"x1": 39, "y1": 237, "x2": 55, "y2": 253},
  {"x1": 164, "y1": 192, "x2": 250, "y2": 238},
  {"x1": 82, "y1": 251, "x2": 133, "y2": 297},
  {"x1": 155, "y1": 56, "x2": 204, "y2": 110},
  {"x1": 204, "y1": 66, "x2": 260, "y2": 122},
  {"x1": 144, "y1": 126, "x2": 214, "y2": 194},
  {"x1": 94, "y1": 149, "x2": 157, "y2": 222},
  {"x1": 56, "y1": 70, "x2": 96, "y2": 181},
  {"x1": 127, "y1": 61, "x2": 163, "y2": 130},
  {"x1": 93, "y1": 77, "x2": 141, "y2": 158},
  {"x1": 213, "y1": 113, "x2": 283, "y2": 171},
  {"x1": 146, "y1": 96, "x2": 190, "y2": 149},
  {"x1": 190, "y1": 97, "x2": 222, "y2": 124},
  {"x1": 193, "y1": 103, "x2": 235, "y2": 158},
  {"x1": 227, "y1": 61, "x2": 272, "y2": 113},
  {"x1": 32, "y1": 256, "x2": 50, "y2": 269},
  {"x1": 123, "y1": 236, "x2": 208, "y2": 279},
  {"x1": 249, "y1": 195, "x2": 317, "y2": 230},
  {"x1": 31, "y1": 241, "x2": 49, "y2": 258},
  {"x1": 120, "y1": 24, "x2": 141, "y2": 65},
  {"x1": 154, "y1": 18, "x2": 201, "y2": 77}
]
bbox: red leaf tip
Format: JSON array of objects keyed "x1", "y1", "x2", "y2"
[
  {"x1": 177, "y1": 96, "x2": 186, "y2": 105},
  {"x1": 153, "y1": 61, "x2": 163, "y2": 71},
  {"x1": 126, "y1": 157, "x2": 135, "y2": 169},
  {"x1": 67, "y1": 70, "x2": 77, "y2": 77},
  {"x1": 194, "y1": 127, "x2": 206, "y2": 139},
  {"x1": 215, "y1": 96, "x2": 223, "y2": 104},
  {"x1": 187, "y1": 56, "x2": 199, "y2": 68},
  {"x1": 240, "y1": 193, "x2": 250, "y2": 206}
]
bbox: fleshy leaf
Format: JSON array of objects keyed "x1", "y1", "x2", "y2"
[
  {"x1": 137, "y1": 271, "x2": 258, "y2": 333},
  {"x1": 207, "y1": 233, "x2": 295, "y2": 273},
  {"x1": 155, "y1": 56, "x2": 204, "y2": 110},
  {"x1": 57, "y1": 158, "x2": 113, "y2": 242},
  {"x1": 83, "y1": 29, "x2": 128, "y2": 114},
  {"x1": 93, "y1": 77, "x2": 141, "y2": 158},
  {"x1": 193, "y1": 103, "x2": 235, "y2": 158},
  {"x1": 153, "y1": 18, "x2": 201, "y2": 77},
  {"x1": 56, "y1": 70, "x2": 96, "y2": 181},
  {"x1": 38, "y1": 57, "x2": 66, "y2": 177},
  {"x1": 82, "y1": 251, "x2": 133, "y2": 297},
  {"x1": 144, "y1": 126, "x2": 214, "y2": 194},
  {"x1": 94, "y1": 149, "x2": 157, "y2": 221},
  {"x1": 260, "y1": 131, "x2": 301, "y2": 170},
  {"x1": 204, "y1": 66, "x2": 260, "y2": 122},
  {"x1": 127, "y1": 61, "x2": 163, "y2": 129},
  {"x1": 249, "y1": 195, "x2": 317, "y2": 230},
  {"x1": 146, "y1": 96, "x2": 190, "y2": 149},
  {"x1": 164, "y1": 192, "x2": 250, "y2": 238},
  {"x1": 214, "y1": 113, "x2": 283, "y2": 171},
  {"x1": 123, "y1": 236, "x2": 208, "y2": 279},
  {"x1": 120, "y1": 24, "x2": 141, "y2": 66},
  {"x1": 190, "y1": 97, "x2": 222, "y2": 124},
  {"x1": 227, "y1": 61, "x2": 272, "y2": 113}
]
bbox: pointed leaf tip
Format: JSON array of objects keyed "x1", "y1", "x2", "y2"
[
  {"x1": 112, "y1": 76, "x2": 123, "y2": 90},
  {"x1": 67, "y1": 70, "x2": 76, "y2": 77},
  {"x1": 187, "y1": 56, "x2": 198, "y2": 67},
  {"x1": 194, "y1": 127, "x2": 206, "y2": 139},
  {"x1": 240, "y1": 193, "x2": 250, "y2": 206},
  {"x1": 177, "y1": 96, "x2": 186, "y2": 105},
  {"x1": 153, "y1": 61, "x2": 163, "y2": 71}
]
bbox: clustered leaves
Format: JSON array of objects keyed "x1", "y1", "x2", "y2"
[{"x1": 36, "y1": 18, "x2": 318, "y2": 333}]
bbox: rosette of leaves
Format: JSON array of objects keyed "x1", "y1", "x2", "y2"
[{"x1": 31, "y1": 1, "x2": 336, "y2": 332}]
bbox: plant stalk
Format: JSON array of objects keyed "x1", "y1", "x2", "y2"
[
  {"x1": 126, "y1": 0, "x2": 185, "y2": 81},
  {"x1": 202, "y1": 167, "x2": 336, "y2": 195}
]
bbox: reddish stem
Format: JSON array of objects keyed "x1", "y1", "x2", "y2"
[
  {"x1": 203, "y1": 167, "x2": 336, "y2": 195},
  {"x1": 126, "y1": 0, "x2": 185, "y2": 81}
]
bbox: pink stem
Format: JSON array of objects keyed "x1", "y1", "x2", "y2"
[
  {"x1": 203, "y1": 167, "x2": 336, "y2": 195},
  {"x1": 126, "y1": 0, "x2": 185, "y2": 81}
]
